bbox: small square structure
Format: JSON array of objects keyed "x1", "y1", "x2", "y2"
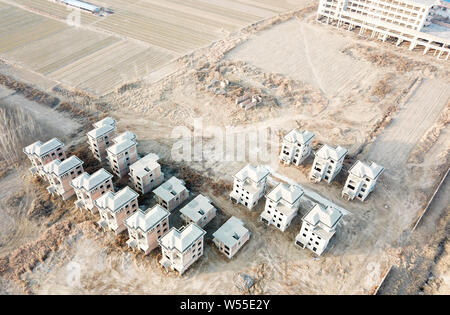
[
  {"x1": 125, "y1": 205, "x2": 170, "y2": 254},
  {"x1": 213, "y1": 216, "x2": 250, "y2": 259},
  {"x1": 309, "y1": 144, "x2": 348, "y2": 183},
  {"x1": 71, "y1": 168, "x2": 114, "y2": 214},
  {"x1": 280, "y1": 129, "x2": 315, "y2": 166},
  {"x1": 159, "y1": 223, "x2": 206, "y2": 275},
  {"x1": 342, "y1": 161, "x2": 384, "y2": 201},
  {"x1": 153, "y1": 176, "x2": 189, "y2": 212},
  {"x1": 44, "y1": 155, "x2": 84, "y2": 200},
  {"x1": 128, "y1": 153, "x2": 164, "y2": 194},
  {"x1": 229, "y1": 164, "x2": 270, "y2": 210},
  {"x1": 106, "y1": 131, "x2": 138, "y2": 178},
  {"x1": 96, "y1": 186, "x2": 139, "y2": 234},
  {"x1": 295, "y1": 204, "x2": 343, "y2": 256},
  {"x1": 87, "y1": 117, "x2": 117, "y2": 162},
  {"x1": 260, "y1": 183, "x2": 304, "y2": 232},
  {"x1": 180, "y1": 194, "x2": 217, "y2": 228},
  {"x1": 23, "y1": 138, "x2": 66, "y2": 177}
]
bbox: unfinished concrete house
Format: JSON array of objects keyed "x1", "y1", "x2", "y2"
[
  {"x1": 128, "y1": 153, "x2": 164, "y2": 194},
  {"x1": 106, "y1": 131, "x2": 138, "y2": 178},
  {"x1": 125, "y1": 205, "x2": 170, "y2": 254},
  {"x1": 153, "y1": 176, "x2": 189, "y2": 212},
  {"x1": 309, "y1": 144, "x2": 348, "y2": 184},
  {"x1": 317, "y1": 0, "x2": 450, "y2": 59},
  {"x1": 87, "y1": 117, "x2": 117, "y2": 162},
  {"x1": 279, "y1": 129, "x2": 315, "y2": 166},
  {"x1": 229, "y1": 164, "x2": 270, "y2": 210},
  {"x1": 96, "y1": 186, "x2": 139, "y2": 235},
  {"x1": 23, "y1": 138, "x2": 66, "y2": 177},
  {"x1": 260, "y1": 183, "x2": 304, "y2": 232},
  {"x1": 213, "y1": 216, "x2": 250, "y2": 259},
  {"x1": 159, "y1": 223, "x2": 206, "y2": 275},
  {"x1": 179, "y1": 194, "x2": 217, "y2": 228},
  {"x1": 71, "y1": 168, "x2": 114, "y2": 214},
  {"x1": 295, "y1": 204, "x2": 343, "y2": 256},
  {"x1": 342, "y1": 160, "x2": 384, "y2": 201},
  {"x1": 44, "y1": 156, "x2": 84, "y2": 200}
]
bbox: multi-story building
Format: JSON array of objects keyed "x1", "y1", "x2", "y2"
[
  {"x1": 71, "y1": 168, "x2": 114, "y2": 214},
  {"x1": 23, "y1": 138, "x2": 66, "y2": 177},
  {"x1": 106, "y1": 131, "x2": 138, "y2": 178},
  {"x1": 96, "y1": 186, "x2": 139, "y2": 234},
  {"x1": 44, "y1": 156, "x2": 84, "y2": 200},
  {"x1": 295, "y1": 204, "x2": 343, "y2": 256},
  {"x1": 213, "y1": 216, "x2": 250, "y2": 259},
  {"x1": 128, "y1": 153, "x2": 164, "y2": 194},
  {"x1": 342, "y1": 160, "x2": 384, "y2": 201},
  {"x1": 309, "y1": 144, "x2": 348, "y2": 184},
  {"x1": 125, "y1": 205, "x2": 170, "y2": 254},
  {"x1": 153, "y1": 176, "x2": 189, "y2": 212},
  {"x1": 279, "y1": 129, "x2": 315, "y2": 166},
  {"x1": 229, "y1": 164, "x2": 270, "y2": 210},
  {"x1": 159, "y1": 223, "x2": 206, "y2": 275},
  {"x1": 317, "y1": 0, "x2": 450, "y2": 60},
  {"x1": 260, "y1": 183, "x2": 304, "y2": 232},
  {"x1": 179, "y1": 194, "x2": 217, "y2": 228},
  {"x1": 87, "y1": 117, "x2": 117, "y2": 162}
]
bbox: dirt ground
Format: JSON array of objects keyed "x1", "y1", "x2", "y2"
[{"x1": 0, "y1": 3, "x2": 449, "y2": 295}]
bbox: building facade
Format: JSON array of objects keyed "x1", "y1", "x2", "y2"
[
  {"x1": 295, "y1": 204, "x2": 343, "y2": 256},
  {"x1": 71, "y1": 168, "x2": 114, "y2": 214},
  {"x1": 106, "y1": 131, "x2": 138, "y2": 178},
  {"x1": 260, "y1": 183, "x2": 304, "y2": 232},
  {"x1": 309, "y1": 144, "x2": 348, "y2": 183},
  {"x1": 279, "y1": 129, "x2": 315, "y2": 166},
  {"x1": 96, "y1": 186, "x2": 139, "y2": 234},
  {"x1": 159, "y1": 223, "x2": 206, "y2": 275},
  {"x1": 23, "y1": 138, "x2": 66, "y2": 177},
  {"x1": 229, "y1": 164, "x2": 270, "y2": 210},
  {"x1": 125, "y1": 205, "x2": 170, "y2": 254},
  {"x1": 342, "y1": 160, "x2": 384, "y2": 201},
  {"x1": 213, "y1": 216, "x2": 250, "y2": 259},
  {"x1": 44, "y1": 156, "x2": 84, "y2": 200},
  {"x1": 128, "y1": 153, "x2": 164, "y2": 194},
  {"x1": 153, "y1": 176, "x2": 189, "y2": 212},
  {"x1": 87, "y1": 117, "x2": 117, "y2": 162},
  {"x1": 179, "y1": 194, "x2": 217, "y2": 228}
]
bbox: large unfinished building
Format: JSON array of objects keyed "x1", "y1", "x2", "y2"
[{"x1": 317, "y1": 0, "x2": 450, "y2": 59}]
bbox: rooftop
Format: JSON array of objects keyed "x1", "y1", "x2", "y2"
[
  {"x1": 24, "y1": 138, "x2": 64, "y2": 157},
  {"x1": 43, "y1": 155, "x2": 83, "y2": 177},
  {"x1": 349, "y1": 160, "x2": 384, "y2": 180},
  {"x1": 95, "y1": 186, "x2": 138, "y2": 212},
  {"x1": 303, "y1": 204, "x2": 342, "y2": 230},
  {"x1": 283, "y1": 129, "x2": 315, "y2": 145},
  {"x1": 213, "y1": 216, "x2": 249, "y2": 248},
  {"x1": 70, "y1": 168, "x2": 112, "y2": 191},
  {"x1": 316, "y1": 144, "x2": 348, "y2": 161},
  {"x1": 159, "y1": 223, "x2": 206, "y2": 252},
  {"x1": 125, "y1": 205, "x2": 169, "y2": 232},
  {"x1": 92, "y1": 117, "x2": 116, "y2": 129},
  {"x1": 153, "y1": 176, "x2": 187, "y2": 202},
  {"x1": 87, "y1": 124, "x2": 115, "y2": 139},
  {"x1": 234, "y1": 164, "x2": 270, "y2": 183},
  {"x1": 107, "y1": 132, "x2": 137, "y2": 155},
  {"x1": 179, "y1": 195, "x2": 215, "y2": 222},
  {"x1": 266, "y1": 183, "x2": 304, "y2": 204},
  {"x1": 130, "y1": 153, "x2": 161, "y2": 178}
]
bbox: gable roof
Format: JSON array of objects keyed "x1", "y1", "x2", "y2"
[
  {"x1": 303, "y1": 204, "x2": 342, "y2": 229},
  {"x1": 316, "y1": 144, "x2": 348, "y2": 161},
  {"x1": 107, "y1": 131, "x2": 137, "y2": 155},
  {"x1": 234, "y1": 164, "x2": 270, "y2": 183},
  {"x1": 95, "y1": 186, "x2": 138, "y2": 212},
  {"x1": 125, "y1": 205, "x2": 169, "y2": 232},
  {"x1": 283, "y1": 129, "x2": 315, "y2": 145},
  {"x1": 179, "y1": 194, "x2": 215, "y2": 222},
  {"x1": 70, "y1": 168, "x2": 112, "y2": 191},
  {"x1": 153, "y1": 176, "x2": 187, "y2": 202},
  {"x1": 93, "y1": 117, "x2": 116, "y2": 129},
  {"x1": 129, "y1": 153, "x2": 160, "y2": 178},
  {"x1": 159, "y1": 223, "x2": 205, "y2": 253},
  {"x1": 213, "y1": 216, "x2": 249, "y2": 248},
  {"x1": 266, "y1": 183, "x2": 304, "y2": 204},
  {"x1": 24, "y1": 138, "x2": 64, "y2": 157},
  {"x1": 349, "y1": 161, "x2": 384, "y2": 180},
  {"x1": 43, "y1": 155, "x2": 83, "y2": 176}
]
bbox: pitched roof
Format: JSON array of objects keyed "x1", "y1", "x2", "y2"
[
  {"x1": 43, "y1": 155, "x2": 83, "y2": 176},
  {"x1": 125, "y1": 205, "x2": 169, "y2": 232},
  {"x1": 87, "y1": 124, "x2": 115, "y2": 139},
  {"x1": 92, "y1": 117, "x2": 116, "y2": 129},
  {"x1": 266, "y1": 183, "x2": 304, "y2": 204},
  {"x1": 24, "y1": 138, "x2": 64, "y2": 157},
  {"x1": 316, "y1": 144, "x2": 348, "y2": 161},
  {"x1": 129, "y1": 153, "x2": 160, "y2": 178},
  {"x1": 159, "y1": 223, "x2": 205, "y2": 252},
  {"x1": 107, "y1": 132, "x2": 137, "y2": 155},
  {"x1": 95, "y1": 186, "x2": 138, "y2": 212},
  {"x1": 234, "y1": 164, "x2": 270, "y2": 183},
  {"x1": 303, "y1": 204, "x2": 342, "y2": 229},
  {"x1": 349, "y1": 161, "x2": 384, "y2": 180},
  {"x1": 153, "y1": 176, "x2": 187, "y2": 202},
  {"x1": 283, "y1": 129, "x2": 315, "y2": 145},
  {"x1": 213, "y1": 216, "x2": 249, "y2": 248},
  {"x1": 179, "y1": 194, "x2": 214, "y2": 222},
  {"x1": 70, "y1": 168, "x2": 112, "y2": 191}
]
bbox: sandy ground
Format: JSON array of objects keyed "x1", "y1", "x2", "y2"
[{"x1": 0, "y1": 4, "x2": 449, "y2": 295}]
